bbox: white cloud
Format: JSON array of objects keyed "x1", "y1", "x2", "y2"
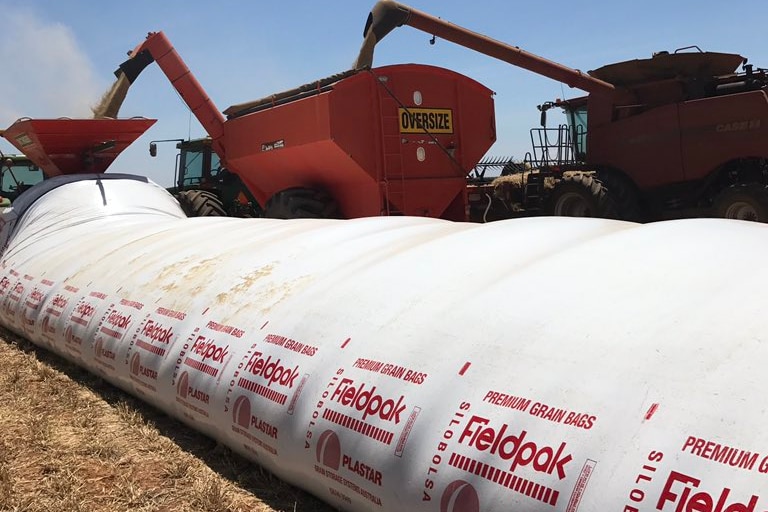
[{"x1": 0, "y1": 8, "x2": 103, "y2": 128}]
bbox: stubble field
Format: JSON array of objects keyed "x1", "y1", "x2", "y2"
[{"x1": 0, "y1": 327, "x2": 335, "y2": 512}]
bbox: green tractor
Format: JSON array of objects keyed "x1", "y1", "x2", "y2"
[{"x1": 151, "y1": 137, "x2": 262, "y2": 217}]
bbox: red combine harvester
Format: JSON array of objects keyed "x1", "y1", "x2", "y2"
[
  {"x1": 361, "y1": 1, "x2": 768, "y2": 222},
  {"x1": 118, "y1": 31, "x2": 495, "y2": 220}
]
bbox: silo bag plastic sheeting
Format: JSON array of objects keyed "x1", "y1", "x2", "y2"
[{"x1": 1, "y1": 174, "x2": 767, "y2": 512}]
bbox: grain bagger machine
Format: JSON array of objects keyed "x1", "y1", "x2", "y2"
[{"x1": 0, "y1": 117, "x2": 156, "y2": 202}]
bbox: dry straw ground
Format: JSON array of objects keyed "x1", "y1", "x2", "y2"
[{"x1": 0, "y1": 327, "x2": 335, "y2": 512}]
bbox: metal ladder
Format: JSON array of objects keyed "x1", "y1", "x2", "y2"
[{"x1": 379, "y1": 96, "x2": 405, "y2": 215}]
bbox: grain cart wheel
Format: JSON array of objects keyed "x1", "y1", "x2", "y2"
[
  {"x1": 597, "y1": 171, "x2": 644, "y2": 222},
  {"x1": 713, "y1": 184, "x2": 768, "y2": 222},
  {"x1": 545, "y1": 174, "x2": 618, "y2": 218},
  {"x1": 177, "y1": 190, "x2": 227, "y2": 217},
  {"x1": 264, "y1": 187, "x2": 339, "y2": 219}
]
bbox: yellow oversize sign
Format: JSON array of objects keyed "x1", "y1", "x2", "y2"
[{"x1": 398, "y1": 108, "x2": 454, "y2": 134}]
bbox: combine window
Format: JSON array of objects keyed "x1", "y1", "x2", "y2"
[{"x1": 566, "y1": 105, "x2": 588, "y2": 161}]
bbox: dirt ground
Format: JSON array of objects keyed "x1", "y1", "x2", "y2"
[{"x1": 0, "y1": 327, "x2": 336, "y2": 512}]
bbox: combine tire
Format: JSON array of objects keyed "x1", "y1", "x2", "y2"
[
  {"x1": 597, "y1": 171, "x2": 644, "y2": 222},
  {"x1": 713, "y1": 184, "x2": 768, "y2": 222},
  {"x1": 177, "y1": 190, "x2": 227, "y2": 217},
  {"x1": 545, "y1": 174, "x2": 618, "y2": 218},
  {"x1": 264, "y1": 187, "x2": 339, "y2": 219}
]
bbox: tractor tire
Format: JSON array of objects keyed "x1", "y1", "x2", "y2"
[
  {"x1": 713, "y1": 184, "x2": 768, "y2": 222},
  {"x1": 264, "y1": 188, "x2": 339, "y2": 219},
  {"x1": 545, "y1": 173, "x2": 618, "y2": 218},
  {"x1": 597, "y1": 170, "x2": 644, "y2": 222},
  {"x1": 177, "y1": 190, "x2": 227, "y2": 217}
]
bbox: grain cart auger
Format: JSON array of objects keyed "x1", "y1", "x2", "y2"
[
  {"x1": 360, "y1": 0, "x2": 768, "y2": 223},
  {"x1": 117, "y1": 31, "x2": 496, "y2": 220}
]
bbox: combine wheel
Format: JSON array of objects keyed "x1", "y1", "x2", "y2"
[
  {"x1": 597, "y1": 171, "x2": 643, "y2": 221},
  {"x1": 264, "y1": 187, "x2": 339, "y2": 219},
  {"x1": 177, "y1": 190, "x2": 227, "y2": 217},
  {"x1": 545, "y1": 174, "x2": 618, "y2": 218},
  {"x1": 713, "y1": 184, "x2": 768, "y2": 222}
]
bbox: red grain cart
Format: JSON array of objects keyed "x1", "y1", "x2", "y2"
[{"x1": 118, "y1": 31, "x2": 496, "y2": 220}]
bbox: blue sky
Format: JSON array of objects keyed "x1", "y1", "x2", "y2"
[{"x1": 1, "y1": 0, "x2": 766, "y2": 187}]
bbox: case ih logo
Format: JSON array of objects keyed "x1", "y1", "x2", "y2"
[
  {"x1": 141, "y1": 320, "x2": 174, "y2": 344},
  {"x1": 657, "y1": 471, "x2": 760, "y2": 511},
  {"x1": 330, "y1": 378, "x2": 406, "y2": 424},
  {"x1": 244, "y1": 351, "x2": 299, "y2": 388},
  {"x1": 458, "y1": 415, "x2": 572, "y2": 480}
]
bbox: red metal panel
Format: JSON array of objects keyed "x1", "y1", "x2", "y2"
[
  {"x1": 222, "y1": 63, "x2": 495, "y2": 219},
  {"x1": 224, "y1": 91, "x2": 336, "y2": 207},
  {"x1": 589, "y1": 104, "x2": 683, "y2": 189},
  {"x1": 2, "y1": 118, "x2": 156, "y2": 176},
  {"x1": 678, "y1": 90, "x2": 768, "y2": 181}
]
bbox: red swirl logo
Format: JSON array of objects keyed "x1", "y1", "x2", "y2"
[
  {"x1": 316, "y1": 430, "x2": 341, "y2": 470},
  {"x1": 176, "y1": 371, "x2": 189, "y2": 398},
  {"x1": 441, "y1": 480, "x2": 479, "y2": 512},
  {"x1": 233, "y1": 395, "x2": 251, "y2": 428}
]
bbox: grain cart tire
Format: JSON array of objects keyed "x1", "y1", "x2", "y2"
[
  {"x1": 597, "y1": 170, "x2": 644, "y2": 222},
  {"x1": 177, "y1": 190, "x2": 227, "y2": 217},
  {"x1": 264, "y1": 187, "x2": 339, "y2": 219},
  {"x1": 545, "y1": 174, "x2": 618, "y2": 218},
  {"x1": 713, "y1": 184, "x2": 768, "y2": 222}
]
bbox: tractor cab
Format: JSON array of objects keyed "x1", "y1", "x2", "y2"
[
  {"x1": 150, "y1": 137, "x2": 221, "y2": 194},
  {"x1": 176, "y1": 138, "x2": 222, "y2": 192},
  {"x1": 150, "y1": 137, "x2": 260, "y2": 217},
  {"x1": 0, "y1": 154, "x2": 45, "y2": 202}
]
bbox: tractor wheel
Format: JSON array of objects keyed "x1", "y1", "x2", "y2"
[
  {"x1": 713, "y1": 184, "x2": 768, "y2": 222},
  {"x1": 177, "y1": 190, "x2": 227, "y2": 217},
  {"x1": 597, "y1": 171, "x2": 644, "y2": 222},
  {"x1": 264, "y1": 187, "x2": 339, "y2": 219},
  {"x1": 545, "y1": 174, "x2": 618, "y2": 218}
]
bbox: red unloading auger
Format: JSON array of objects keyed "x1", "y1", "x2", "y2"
[
  {"x1": 117, "y1": 32, "x2": 227, "y2": 162},
  {"x1": 1, "y1": 31, "x2": 226, "y2": 178},
  {"x1": 355, "y1": 0, "x2": 616, "y2": 97}
]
